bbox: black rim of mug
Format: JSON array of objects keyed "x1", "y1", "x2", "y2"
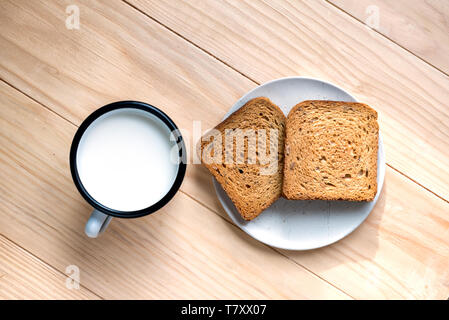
[{"x1": 69, "y1": 101, "x2": 187, "y2": 218}]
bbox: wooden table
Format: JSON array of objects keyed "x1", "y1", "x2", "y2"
[{"x1": 0, "y1": 0, "x2": 448, "y2": 299}]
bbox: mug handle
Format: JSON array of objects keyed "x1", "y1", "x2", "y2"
[{"x1": 85, "y1": 210, "x2": 112, "y2": 238}]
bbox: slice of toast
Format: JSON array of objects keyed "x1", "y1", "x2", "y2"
[
  {"x1": 283, "y1": 100, "x2": 378, "y2": 201},
  {"x1": 201, "y1": 97, "x2": 286, "y2": 220}
]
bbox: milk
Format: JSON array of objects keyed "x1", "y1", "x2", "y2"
[{"x1": 76, "y1": 108, "x2": 179, "y2": 212}]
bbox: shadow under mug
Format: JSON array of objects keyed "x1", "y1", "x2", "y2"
[{"x1": 69, "y1": 101, "x2": 186, "y2": 238}]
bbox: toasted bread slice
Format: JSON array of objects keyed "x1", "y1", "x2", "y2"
[
  {"x1": 283, "y1": 100, "x2": 378, "y2": 201},
  {"x1": 201, "y1": 97, "x2": 286, "y2": 220}
]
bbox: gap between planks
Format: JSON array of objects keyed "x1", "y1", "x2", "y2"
[
  {"x1": 324, "y1": 0, "x2": 449, "y2": 79},
  {"x1": 0, "y1": 78, "x2": 77, "y2": 127},
  {"x1": 121, "y1": 0, "x2": 449, "y2": 205},
  {"x1": 2, "y1": 1, "x2": 446, "y2": 299},
  {"x1": 179, "y1": 189, "x2": 357, "y2": 300},
  {"x1": 4, "y1": 0, "x2": 447, "y2": 298},
  {"x1": 122, "y1": 0, "x2": 259, "y2": 84},
  {"x1": 0, "y1": 218, "x2": 104, "y2": 299},
  {"x1": 0, "y1": 78, "x2": 352, "y2": 299},
  {"x1": 387, "y1": 164, "x2": 448, "y2": 205}
]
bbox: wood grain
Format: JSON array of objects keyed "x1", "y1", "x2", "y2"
[
  {"x1": 328, "y1": 0, "x2": 449, "y2": 74},
  {"x1": 0, "y1": 0, "x2": 448, "y2": 299},
  {"x1": 0, "y1": 80, "x2": 349, "y2": 299},
  {"x1": 0, "y1": 235, "x2": 99, "y2": 299},
  {"x1": 188, "y1": 166, "x2": 449, "y2": 299},
  {"x1": 128, "y1": 0, "x2": 449, "y2": 201},
  {"x1": 0, "y1": 0, "x2": 251, "y2": 127}
]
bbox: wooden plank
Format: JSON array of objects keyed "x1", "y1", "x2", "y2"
[
  {"x1": 328, "y1": 0, "x2": 449, "y2": 74},
  {"x1": 0, "y1": 0, "x2": 250, "y2": 202},
  {"x1": 0, "y1": 235, "x2": 99, "y2": 299},
  {"x1": 125, "y1": 0, "x2": 449, "y2": 297},
  {"x1": 127, "y1": 0, "x2": 449, "y2": 201},
  {"x1": 0, "y1": 80, "x2": 349, "y2": 299},
  {"x1": 185, "y1": 164, "x2": 449, "y2": 299},
  {"x1": 0, "y1": 0, "x2": 447, "y2": 299},
  {"x1": 0, "y1": 0, "x2": 250, "y2": 126}
]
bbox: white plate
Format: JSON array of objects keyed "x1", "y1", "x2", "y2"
[{"x1": 213, "y1": 77, "x2": 385, "y2": 250}]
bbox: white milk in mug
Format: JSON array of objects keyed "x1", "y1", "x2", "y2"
[
  {"x1": 76, "y1": 109, "x2": 179, "y2": 211},
  {"x1": 70, "y1": 102, "x2": 186, "y2": 238}
]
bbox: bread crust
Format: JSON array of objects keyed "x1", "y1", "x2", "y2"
[
  {"x1": 283, "y1": 100, "x2": 378, "y2": 201},
  {"x1": 201, "y1": 97, "x2": 286, "y2": 220}
]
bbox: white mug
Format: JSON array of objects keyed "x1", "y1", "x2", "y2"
[{"x1": 69, "y1": 101, "x2": 186, "y2": 238}]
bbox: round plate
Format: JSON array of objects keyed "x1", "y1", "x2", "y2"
[{"x1": 213, "y1": 77, "x2": 385, "y2": 250}]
